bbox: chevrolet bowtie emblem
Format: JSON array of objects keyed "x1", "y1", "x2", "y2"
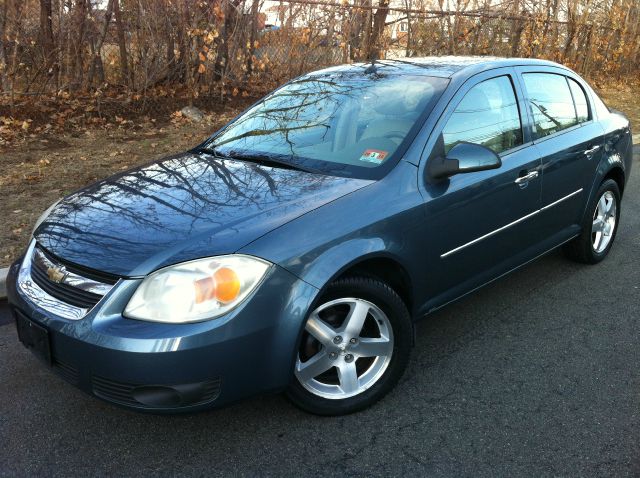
[{"x1": 46, "y1": 266, "x2": 67, "y2": 284}]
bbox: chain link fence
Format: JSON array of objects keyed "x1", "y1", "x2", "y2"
[{"x1": 1, "y1": 0, "x2": 639, "y2": 130}]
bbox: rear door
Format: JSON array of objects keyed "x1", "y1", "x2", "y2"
[
  {"x1": 516, "y1": 67, "x2": 604, "y2": 240},
  {"x1": 418, "y1": 68, "x2": 544, "y2": 308}
]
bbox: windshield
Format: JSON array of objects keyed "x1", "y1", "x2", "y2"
[{"x1": 204, "y1": 71, "x2": 448, "y2": 179}]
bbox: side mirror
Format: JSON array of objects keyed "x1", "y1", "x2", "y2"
[{"x1": 428, "y1": 142, "x2": 502, "y2": 179}]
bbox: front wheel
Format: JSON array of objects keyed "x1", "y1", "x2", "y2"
[
  {"x1": 564, "y1": 178, "x2": 621, "y2": 264},
  {"x1": 286, "y1": 276, "x2": 412, "y2": 415}
]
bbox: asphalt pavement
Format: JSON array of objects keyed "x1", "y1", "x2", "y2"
[
  {"x1": 0, "y1": 301, "x2": 11, "y2": 326},
  {"x1": 1, "y1": 148, "x2": 639, "y2": 477}
]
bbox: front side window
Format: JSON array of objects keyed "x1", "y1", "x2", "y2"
[
  {"x1": 567, "y1": 78, "x2": 589, "y2": 123},
  {"x1": 204, "y1": 69, "x2": 448, "y2": 179},
  {"x1": 442, "y1": 75, "x2": 523, "y2": 155},
  {"x1": 523, "y1": 73, "x2": 578, "y2": 138}
]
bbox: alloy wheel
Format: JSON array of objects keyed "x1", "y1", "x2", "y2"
[
  {"x1": 591, "y1": 191, "x2": 617, "y2": 253},
  {"x1": 295, "y1": 298, "x2": 394, "y2": 399}
]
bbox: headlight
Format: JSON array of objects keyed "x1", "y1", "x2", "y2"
[
  {"x1": 124, "y1": 255, "x2": 271, "y2": 323},
  {"x1": 32, "y1": 199, "x2": 61, "y2": 236}
]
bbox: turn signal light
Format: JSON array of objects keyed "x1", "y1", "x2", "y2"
[{"x1": 194, "y1": 267, "x2": 241, "y2": 304}]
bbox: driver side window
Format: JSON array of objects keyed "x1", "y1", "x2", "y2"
[{"x1": 442, "y1": 76, "x2": 523, "y2": 155}]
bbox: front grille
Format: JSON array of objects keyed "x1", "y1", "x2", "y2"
[
  {"x1": 92, "y1": 375, "x2": 222, "y2": 408},
  {"x1": 29, "y1": 245, "x2": 116, "y2": 310},
  {"x1": 30, "y1": 260, "x2": 103, "y2": 308},
  {"x1": 39, "y1": 247, "x2": 119, "y2": 285},
  {"x1": 53, "y1": 359, "x2": 80, "y2": 385},
  {"x1": 92, "y1": 376, "x2": 140, "y2": 406}
]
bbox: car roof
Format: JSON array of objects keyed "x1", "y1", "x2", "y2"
[{"x1": 307, "y1": 56, "x2": 571, "y2": 79}]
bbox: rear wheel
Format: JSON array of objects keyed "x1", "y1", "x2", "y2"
[
  {"x1": 286, "y1": 276, "x2": 412, "y2": 415},
  {"x1": 564, "y1": 179, "x2": 621, "y2": 264}
]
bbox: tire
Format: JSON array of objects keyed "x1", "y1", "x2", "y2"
[
  {"x1": 564, "y1": 178, "x2": 621, "y2": 264},
  {"x1": 286, "y1": 276, "x2": 412, "y2": 415}
]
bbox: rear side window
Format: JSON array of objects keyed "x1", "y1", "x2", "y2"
[
  {"x1": 567, "y1": 78, "x2": 589, "y2": 123},
  {"x1": 442, "y1": 75, "x2": 523, "y2": 154},
  {"x1": 523, "y1": 73, "x2": 578, "y2": 138}
]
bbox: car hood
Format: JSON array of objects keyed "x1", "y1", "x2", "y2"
[{"x1": 35, "y1": 152, "x2": 371, "y2": 277}]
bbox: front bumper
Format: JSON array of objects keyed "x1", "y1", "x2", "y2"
[{"x1": 6, "y1": 259, "x2": 319, "y2": 412}]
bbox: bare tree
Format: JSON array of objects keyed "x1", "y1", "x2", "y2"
[
  {"x1": 113, "y1": 0, "x2": 131, "y2": 87},
  {"x1": 367, "y1": 0, "x2": 390, "y2": 60},
  {"x1": 1, "y1": 0, "x2": 639, "y2": 118},
  {"x1": 39, "y1": 0, "x2": 57, "y2": 89}
]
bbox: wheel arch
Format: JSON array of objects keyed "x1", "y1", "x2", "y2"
[
  {"x1": 328, "y1": 255, "x2": 415, "y2": 316},
  {"x1": 581, "y1": 154, "x2": 626, "y2": 223},
  {"x1": 602, "y1": 165, "x2": 625, "y2": 197},
  {"x1": 291, "y1": 236, "x2": 417, "y2": 311}
]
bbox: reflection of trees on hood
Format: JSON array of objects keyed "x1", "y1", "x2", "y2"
[{"x1": 37, "y1": 153, "x2": 337, "y2": 269}]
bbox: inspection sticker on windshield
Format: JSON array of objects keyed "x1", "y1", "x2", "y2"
[{"x1": 359, "y1": 149, "x2": 388, "y2": 163}]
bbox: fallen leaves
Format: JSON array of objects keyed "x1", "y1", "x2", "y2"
[{"x1": 0, "y1": 81, "x2": 264, "y2": 149}]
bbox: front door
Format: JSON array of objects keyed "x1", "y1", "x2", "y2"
[{"x1": 419, "y1": 70, "x2": 543, "y2": 311}]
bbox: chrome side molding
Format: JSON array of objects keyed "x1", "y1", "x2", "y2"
[
  {"x1": 441, "y1": 210, "x2": 541, "y2": 259},
  {"x1": 540, "y1": 188, "x2": 584, "y2": 211},
  {"x1": 441, "y1": 188, "x2": 584, "y2": 258}
]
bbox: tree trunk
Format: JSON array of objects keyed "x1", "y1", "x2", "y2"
[
  {"x1": 509, "y1": 0, "x2": 524, "y2": 57},
  {"x1": 113, "y1": 0, "x2": 131, "y2": 88},
  {"x1": 164, "y1": 0, "x2": 176, "y2": 81},
  {"x1": 6, "y1": 0, "x2": 25, "y2": 109},
  {"x1": 69, "y1": 0, "x2": 87, "y2": 91},
  {"x1": 214, "y1": 0, "x2": 241, "y2": 81},
  {"x1": 246, "y1": 0, "x2": 260, "y2": 75},
  {"x1": 367, "y1": 0, "x2": 390, "y2": 60},
  {"x1": 87, "y1": 0, "x2": 114, "y2": 88},
  {"x1": 0, "y1": 0, "x2": 9, "y2": 92},
  {"x1": 39, "y1": 0, "x2": 58, "y2": 90}
]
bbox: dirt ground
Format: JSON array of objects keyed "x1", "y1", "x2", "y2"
[
  {"x1": 0, "y1": 84, "x2": 638, "y2": 268},
  {"x1": 598, "y1": 84, "x2": 640, "y2": 135}
]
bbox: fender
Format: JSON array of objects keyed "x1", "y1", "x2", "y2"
[
  {"x1": 580, "y1": 139, "x2": 629, "y2": 222},
  {"x1": 297, "y1": 238, "x2": 389, "y2": 290},
  {"x1": 295, "y1": 239, "x2": 417, "y2": 316},
  {"x1": 239, "y1": 159, "x2": 426, "y2": 312}
]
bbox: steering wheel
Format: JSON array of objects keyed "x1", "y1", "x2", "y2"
[{"x1": 382, "y1": 131, "x2": 407, "y2": 144}]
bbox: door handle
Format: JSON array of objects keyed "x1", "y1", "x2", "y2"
[
  {"x1": 514, "y1": 170, "x2": 539, "y2": 185},
  {"x1": 584, "y1": 145, "x2": 601, "y2": 157}
]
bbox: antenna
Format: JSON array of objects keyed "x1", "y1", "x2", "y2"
[{"x1": 364, "y1": 60, "x2": 377, "y2": 75}]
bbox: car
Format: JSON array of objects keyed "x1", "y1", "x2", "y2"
[{"x1": 7, "y1": 57, "x2": 633, "y2": 416}]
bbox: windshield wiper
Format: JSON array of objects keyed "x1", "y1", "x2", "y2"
[
  {"x1": 196, "y1": 147, "x2": 317, "y2": 173},
  {"x1": 195, "y1": 146, "x2": 233, "y2": 159}
]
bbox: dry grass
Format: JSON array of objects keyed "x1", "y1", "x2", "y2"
[
  {"x1": 0, "y1": 82, "x2": 638, "y2": 268},
  {"x1": 597, "y1": 84, "x2": 640, "y2": 142}
]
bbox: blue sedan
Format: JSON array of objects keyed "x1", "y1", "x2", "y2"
[{"x1": 7, "y1": 57, "x2": 633, "y2": 415}]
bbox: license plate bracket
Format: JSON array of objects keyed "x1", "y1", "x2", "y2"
[{"x1": 15, "y1": 312, "x2": 52, "y2": 365}]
